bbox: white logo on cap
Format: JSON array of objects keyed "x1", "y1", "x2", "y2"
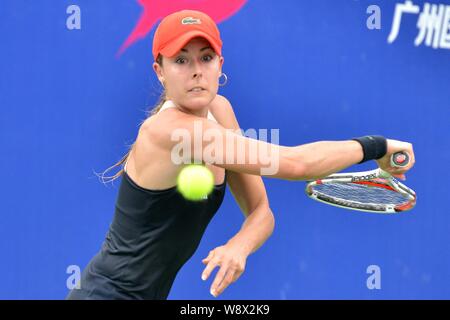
[{"x1": 181, "y1": 17, "x2": 202, "y2": 25}]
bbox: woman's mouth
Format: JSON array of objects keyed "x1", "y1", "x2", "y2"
[{"x1": 188, "y1": 87, "x2": 205, "y2": 92}]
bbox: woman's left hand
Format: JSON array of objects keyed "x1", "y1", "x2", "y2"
[{"x1": 201, "y1": 243, "x2": 248, "y2": 297}]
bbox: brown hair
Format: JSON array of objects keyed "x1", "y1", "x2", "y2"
[{"x1": 97, "y1": 55, "x2": 166, "y2": 184}]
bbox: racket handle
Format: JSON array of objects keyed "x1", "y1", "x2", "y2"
[{"x1": 390, "y1": 151, "x2": 410, "y2": 168}]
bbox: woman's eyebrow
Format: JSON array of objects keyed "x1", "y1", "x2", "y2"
[{"x1": 180, "y1": 46, "x2": 213, "y2": 52}]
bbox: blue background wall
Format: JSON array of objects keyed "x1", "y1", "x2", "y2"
[{"x1": 0, "y1": 0, "x2": 449, "y2": 299}]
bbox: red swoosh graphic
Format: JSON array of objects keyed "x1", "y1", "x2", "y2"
[{"x1": 117, "y1": 0, "x2": 248, "y2": 57}]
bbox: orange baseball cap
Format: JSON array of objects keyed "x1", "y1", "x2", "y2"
[{"x1": 152, "y1": 10, "x2": 223, "y2": 61}]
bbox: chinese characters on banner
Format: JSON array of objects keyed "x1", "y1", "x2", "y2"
[{"x1": 388, "y1": 0, "x2": 450, "y2": 49}]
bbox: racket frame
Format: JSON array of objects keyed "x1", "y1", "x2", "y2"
[{"x1": 305, "y1": 168, "x2": 416, "y2": 213}]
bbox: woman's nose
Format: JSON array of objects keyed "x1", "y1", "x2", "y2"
[{"x1": 192, "y1": 60, "x2": 202, "y2": 78}]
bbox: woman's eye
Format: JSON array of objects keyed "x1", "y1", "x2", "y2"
[
  {"x1": 175, "y1": 55, "x2": 212, "y2": 64},
  {"x1": 202, "y1": 55, "x2": 213, "y2": 62}
]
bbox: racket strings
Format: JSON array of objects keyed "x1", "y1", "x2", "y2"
[{"x1": 312, "y1": 181, "x2": 408, "y2": 205}]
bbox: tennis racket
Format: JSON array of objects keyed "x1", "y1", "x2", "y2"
[{"x1": 305, "y1": 152, "x2": 416, "y2": 213}]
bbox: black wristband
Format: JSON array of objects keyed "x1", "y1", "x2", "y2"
[{"x1": 352, "y1": 135, "x2": 387, "y2": 163}]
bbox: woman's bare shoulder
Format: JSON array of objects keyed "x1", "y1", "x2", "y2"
[
  {"x1": 209, "y1": 94, "x2": 239, "y2": 130},
  {"x1": 139, "y1": 107, "x2": 187, "y2": 146},
  {"x1": 127, "y1": 109, "x2": 183, "y2": 189}
]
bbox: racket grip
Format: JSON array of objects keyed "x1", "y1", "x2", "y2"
[{"x1": 390, "y1": 151, "x2": 410, "y2": 168}]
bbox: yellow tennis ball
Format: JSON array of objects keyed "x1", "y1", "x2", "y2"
[{"x1": 177, "y1": 165, "x2": 214, "y2": 201}]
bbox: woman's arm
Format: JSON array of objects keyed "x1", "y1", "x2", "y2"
[
  {"x1": 200, "y1": 95, "x2": 275, "y2": 298},
  {"x1": 201, "y1": 201, "x2": 274, "y2": 298},
  {"x1": 154, "y1": 98, "x2": 414, "y2": 180},
  {"x1": 225, "y1": 171, "x2": 274, "y2": 254},
  {"x1": 286, "y1": 138, "x2": 414, "y2": 181}
]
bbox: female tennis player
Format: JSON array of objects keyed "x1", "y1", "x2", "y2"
[{"x1": 66, "y1": 9, "x2": 415, "y2": 300}]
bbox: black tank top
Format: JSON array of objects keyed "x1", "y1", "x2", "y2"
[{"x1": 67, "y1": 169, "x2": 227, "y2": 300}]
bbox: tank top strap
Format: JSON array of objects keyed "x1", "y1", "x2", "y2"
[
  {"x1": 158, "y1": 100, "x2": 177, "y2": 113},
  {"x1": 160, "y1": 99, "x2": 218, "y2": 123},
  {"x1": 207, "y1": 110, "x2": 218, "y2": 123}
]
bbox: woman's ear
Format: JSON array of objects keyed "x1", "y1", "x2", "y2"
[
  {"x1": 218, "y1": 56, "x2": 224, "y2": 72},
  {"x1": 153, "y1": 62, "x2": 164, "y2": 83}
]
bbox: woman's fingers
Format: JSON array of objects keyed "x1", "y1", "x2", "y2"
[
  {"x1": 201, "y1": 257, "x2": 219, "y2": 281},
  {"x1": 214, "y1": 268, "x2": 237, "y2": 297},
  {"x1": 210, "y1": 264, "x2": 228, "y2": 297},
  {"x1": 392, "y1": 173, "x2": 406, "y2": 180},
  {"x1": 202, "y1": 250, "x2": 214, "y2": 265},
  {"x1": 385, "y1": 140, "x2": 416, "y2": 173},
  {"x1": 201, "y1": 246, "x2": 247, "y2": 297}
]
